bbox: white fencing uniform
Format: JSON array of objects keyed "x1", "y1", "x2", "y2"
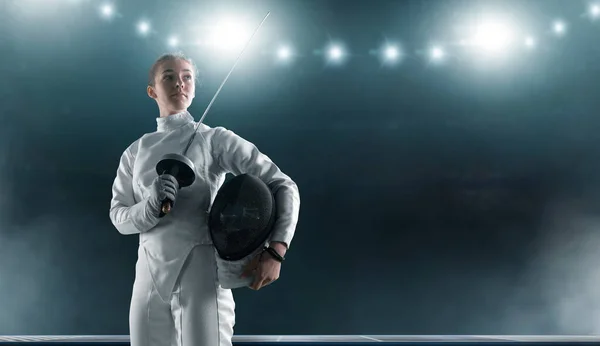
[{"x1": 109, "y1": 111, "x2": 300, "y2": 346}]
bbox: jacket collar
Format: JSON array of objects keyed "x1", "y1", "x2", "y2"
[{"x1": 156, "y1": 110, "x2": 194, "y2": 132}]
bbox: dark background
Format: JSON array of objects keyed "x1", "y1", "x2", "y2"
[{"x1": 2, "y1": 0, "x2": 600, "y2": 336}]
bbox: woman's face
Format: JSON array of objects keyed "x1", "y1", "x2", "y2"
[{"x1": 147, "y1": 58, "x2": 196, "y2": 116}]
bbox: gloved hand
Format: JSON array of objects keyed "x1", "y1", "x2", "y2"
[{"x1": 147, "y1": 174, "x2": 179, "y2": 217}]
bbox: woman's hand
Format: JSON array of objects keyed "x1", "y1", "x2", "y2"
[{"x1": 241, "y1": 243, "x2": 287, "y2": 290}]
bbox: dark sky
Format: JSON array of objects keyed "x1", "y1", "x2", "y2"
[{"x1": 2, "y1": 0, "x2": 600, "y2": 336}]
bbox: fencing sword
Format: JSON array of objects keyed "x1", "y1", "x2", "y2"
[{"x1": 155, "y1": 11, "x2": 271, "y2": 216}]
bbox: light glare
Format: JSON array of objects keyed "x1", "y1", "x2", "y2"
[
  {"x1": 384, "y1": 46, "x2": 399, "y2": 60},
  {"x1": 100, "y1": 4, "x2": 113, "y2": 18},
  {"x1": 471, "y1": 22, "x2": 514, "y2": 53},
  {"x1": 591, "y1": 4, "x2": 600, "y2": 18},
  {"x1": 525, "y1": 36, "x2": 536, "y2": 48},
  {"x1": 431, "y1": 46, "x2": 444, "y2": 60},
  {"x1": 207, "y1": 19, "x2": 250, "y2": 51},
  {"x1": 138, "y1": 21, "x2": 150, "y2": 35},
  {"x1": 277, "y1": 46, "x2": 291, "y2": 60},
  {"x1": 553, "y1": 20, "x2": 566, "y2": 35},
  {"x1": 329, "y1": 46, "x2": 343, "y2": 60}
]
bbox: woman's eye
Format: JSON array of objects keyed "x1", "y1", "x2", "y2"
[{"x1": 184, "y1": 75, "x2": 192, "y2": 80}]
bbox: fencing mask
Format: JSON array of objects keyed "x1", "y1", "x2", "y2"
[{"x1": 208, "y1": 174, "x2": 277, "y2": 289}]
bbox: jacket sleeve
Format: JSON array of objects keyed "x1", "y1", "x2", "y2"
[
  {"x1": 211, "y1": 127, "x2": 300, "y2": 249},
  {"x1": 109, "y1": 143, "x2": 160, "y2": 235}
]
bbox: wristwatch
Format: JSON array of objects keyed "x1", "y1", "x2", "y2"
[{"x1": 263, "y1": 246, "x2": 285, "y2": 262}]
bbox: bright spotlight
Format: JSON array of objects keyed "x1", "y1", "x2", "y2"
[
  {"x1": 207, "y1": 19, "x2": 250, "y2": 52},
  {"x1": 137, "y1": 21, "x2": 150, "y2": 35},
  {"x1": 553, "y1": 20, "x2": 566, "y2": 35},
  {"x1": 168, "y1": 36, "x2": 179, "y2": 47},
  {"x1": 525, "y1": 36, "x2": 536, "y2": 48},
  {"x1": 471, "y1": 21, "x2": 514, "y2": 53},
  {"x1": 384, "y1": 45, "x2": 399, "y2": 61},
  {"x1": 277, "y1": 46, "x2": 292, "y2": 60},
  {"x1": 99, "y1": 3, "x2": 113, "y2": 19},
  {"x1": 590, "y1": 4, "x2": 600, "y2": 18},
  {"x1": 328, "y1": 45, "x2": 344, "y2": 60},
  {"x1": 431, "y1": 46, "x2": 445, "y2": 60}
]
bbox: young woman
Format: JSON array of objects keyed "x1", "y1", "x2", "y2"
[{"x1": 109, "y1": 52, "x2": 300, "y2": 346}]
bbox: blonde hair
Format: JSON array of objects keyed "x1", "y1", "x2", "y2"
[{"x1": 148, "y1": 52, "x2": 202, "y2": 87}]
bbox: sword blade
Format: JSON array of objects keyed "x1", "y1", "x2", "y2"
[{"x1": 182, "y1": 11, "x2": 271, "y2": 156}]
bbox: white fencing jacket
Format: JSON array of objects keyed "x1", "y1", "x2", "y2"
[{"x1": 109, "y1": 111, "x2": 300, "y2": 300}]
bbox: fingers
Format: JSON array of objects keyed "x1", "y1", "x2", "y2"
[
  {"x1": 245, "y1": 253, "x2": 281, "y2": 290},
  {"x1": 162, "y1": 191, "x2": 177, "y2": 203},
  {"x1": 161, "y1": 174, "x2": 180, "y2": 190},
  {"x1": 162, "y1": 184, "x2": 177, "y2": 198},
  {"x1": 249, "y1": 277, "x2": 264, "y2": 290},
  {"x1": 248, "y1": 273, "x2": 277, "y2": 290},
  {"x1": 161, "y1": 179, "x2": 179, "y2": 193},
  {"x1": 250, "y1": 278, "x2": 274, "y2": 290},
  {"x1": 246, "y1": 266, "x2": 262, "y2": 290},
  {"x1": 158, "y1": 175, "x2": 178, "y2": 202},
  {"x1": 151, "y1": 175, "x2": 181, "y2": 217}
]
